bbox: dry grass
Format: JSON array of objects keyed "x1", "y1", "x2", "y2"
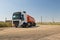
[
  {"x1": 0, "y1": 22, "x2": 12, "y2": 27},
  {"x1": 37, "y1": 22, "x2": 60, "y2": 25}
]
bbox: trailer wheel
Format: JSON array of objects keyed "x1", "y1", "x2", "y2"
[{"x1": 33, "y1": 23, "x2": 36, "y2": 26}]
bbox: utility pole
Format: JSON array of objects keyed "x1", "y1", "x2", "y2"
[
  {"x1": 41, "y1": 16, "x2": 42, "y2": 24},
  {"x1": 52, "y1": 17, "x2": 55, "y2": 23},
  {"x1": 5, "y1": 17, "x2": 7, "y2": 22}
]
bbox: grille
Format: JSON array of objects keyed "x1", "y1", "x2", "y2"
[{"x1": 13, "y1": 21, "x2": 19, "y2": 27}]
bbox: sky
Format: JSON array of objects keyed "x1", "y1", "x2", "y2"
[{"x1": 0, "y1": 0, "x2": 60, "y2": 22}]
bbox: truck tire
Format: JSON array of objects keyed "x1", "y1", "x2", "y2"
[
  {"x1": 15, "y1": 25, "x2": 18, "y2": 28},
  {"x1": 33, "y1": 23, "x2": 36, "y2": 26},
  {"x1": 21, "y1": 22, "x2": 28, "y2": 28},
  {"x1": 28, "y1": 22, "x2": 32, "y2": 27}
]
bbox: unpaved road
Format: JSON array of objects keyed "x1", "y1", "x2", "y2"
[{"x1": 0, "y1": 25, "x2": 60, "y2": 40}]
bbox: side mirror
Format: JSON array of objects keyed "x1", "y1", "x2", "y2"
[{"x1": 23, "y1": 11, "x2": 26, "y2": 13}]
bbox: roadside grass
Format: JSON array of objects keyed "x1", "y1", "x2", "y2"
[
  {"x1": 0, "y1": 22, "x2": 60, "y2": 28},
  {"x1": 0, "y1": 22, "x2": 12, "y2": 27}
]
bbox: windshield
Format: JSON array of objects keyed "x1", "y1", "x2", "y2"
[{"x1": 12, "y1": 12, "x2": 24, "y2": 20}]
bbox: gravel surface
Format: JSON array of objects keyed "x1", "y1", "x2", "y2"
[{"x1": 0, "y1": 25, "x2": 60, "y2": 40}]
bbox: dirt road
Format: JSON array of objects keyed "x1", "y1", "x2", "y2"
[{"x1": 0, "y1": 25, "x2": 60, "y2": 40}]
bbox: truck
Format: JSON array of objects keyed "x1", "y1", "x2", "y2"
[{"x1": 12, "y1": 11, "x2": 36, "y2": 28}]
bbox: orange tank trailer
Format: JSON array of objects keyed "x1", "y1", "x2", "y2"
[
  {"x1": 27, "y1": 15, "x2": 35, "y2": 23},
  {"x1": 27, "y1": 15, "x2": 36, "y2": 27}
]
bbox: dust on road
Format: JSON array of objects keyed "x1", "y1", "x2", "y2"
[{"x1": 0, "y1": 25, "x2": 60, "y2": 40}]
